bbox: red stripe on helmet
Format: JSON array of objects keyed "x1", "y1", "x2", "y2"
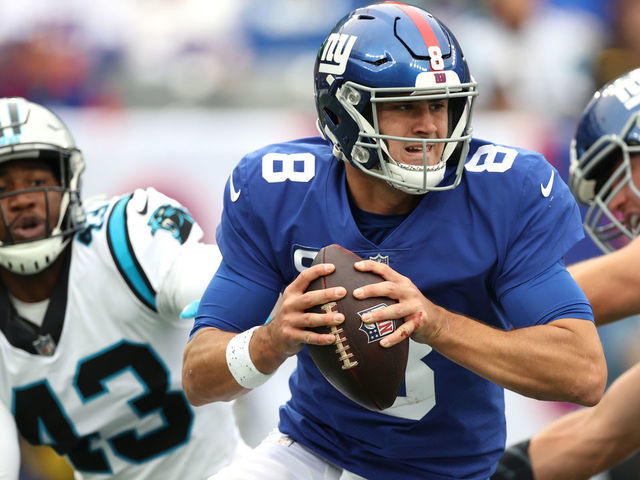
[{"x1": 383, "y1": 2, "x2": 440, "y2": 51}]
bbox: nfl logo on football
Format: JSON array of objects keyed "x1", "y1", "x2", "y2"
[{"x1": 357, "y1": 304, "x2": 396, "y2": 343}]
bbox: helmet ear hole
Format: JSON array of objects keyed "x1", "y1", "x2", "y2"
[
  {"x1": 323, "y1": 107, "x2": 340, "y2": 129},
  {"x1": 591, "y1": 148, "x2": 621, "y2": 194}
]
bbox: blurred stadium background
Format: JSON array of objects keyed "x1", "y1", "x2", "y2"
[{"x1": 4, "y1": 0, "x2": 640, "y2": 478}]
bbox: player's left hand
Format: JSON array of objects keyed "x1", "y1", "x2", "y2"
[{"x1": 353, "y1": 260, "x2": 447, "y2": 348}]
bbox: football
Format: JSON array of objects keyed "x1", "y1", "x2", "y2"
[{"x1": 305, "y1": 244, "x2": 409, "y2": 411}]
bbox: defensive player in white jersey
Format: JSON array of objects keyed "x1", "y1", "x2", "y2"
[{"x1": 0, "y1": 97, "x2": 246, "y2": 479}]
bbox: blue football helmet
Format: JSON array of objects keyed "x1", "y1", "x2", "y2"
[
  {"x1": 314, "y1": 1, "x2": 478, "y2": 194},
  {"x1": 0, "y1": 98, "x2": 85, "y2": 274},
  {"x1": 569, "y1": 68, "x2": 640, "y2": 253}
]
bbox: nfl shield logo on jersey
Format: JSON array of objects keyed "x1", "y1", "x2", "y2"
[
  {"x1": 368, "y1": 253, "x2": 389, "y2": 265},
  {"x1": 33, "y1": 334, "x2": 57, "y2": 356},
  {"x1": 357, "y1": 304, "x2": 396, "y2": 343}
]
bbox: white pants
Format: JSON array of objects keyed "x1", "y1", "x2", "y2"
[{"x1": 207, "y1": 430, "x2": 367, "y2": 480}]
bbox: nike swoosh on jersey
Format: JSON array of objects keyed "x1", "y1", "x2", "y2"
[
  {"x1": 137, "y1": 195, "x2": 149, "y2": 215},
  {"x1": 541, "y1": 170, "x2": 554, "y2": 198},
  {"x1": 230, "y1": 172, "x2": 241, "y2": 202}
]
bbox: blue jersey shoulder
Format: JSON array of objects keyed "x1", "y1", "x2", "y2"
[
  {"x1": 218, "y1": 136, "x2": 340, "y2": 289},
  {"x1": 465, "y1": 138, "x2": 556, "y2": 197},
  {"x1": 229, "y1": 136, "x2": 335, "y2": 226},
  {"x1": 462, "y1": 137, "x2": 583, "y2": 294}
]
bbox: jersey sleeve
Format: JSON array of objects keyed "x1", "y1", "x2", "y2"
[
  {"x1": 106, "y1": 187, "x2": 213, "y2": 317},
  {"x1": 191, "y1": 152, "x2": 295, "y2": 334},
  {"x1": 500, "y1": 260, "x2": 594, "y2": 328},
  {"x1": 190, "y1": 260, "x2": 280, "y2": 336},
  {"x1": 216, "y1": 155, "x2": 286, "y2": 291},
  {"x1": 155, "y1": 243, "x2": 222, "y2": 319},
  {"x1": 495, "y1": 158, "x2": 584, "y2": 300}
]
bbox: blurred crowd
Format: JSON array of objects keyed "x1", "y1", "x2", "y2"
[
  {"x1": 4, "y1": 0, "x2": 640, "y2": 479},
  {"x1": 0, "y1": 0, "x2": 621, "y2": 111}
]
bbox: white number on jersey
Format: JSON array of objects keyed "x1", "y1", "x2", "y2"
[
  {"x1": 13, "y1": 342, "x2": 192, "y2": 472},
  {"x1": 382, "y1": 341, "x2": 435, "y2": 421},
  {"x1": 465, "y1": 144, "x2": 518, "y2": 173},
  {"x1": 262, "y1": 153, "x2": 315, "y2": 183}
]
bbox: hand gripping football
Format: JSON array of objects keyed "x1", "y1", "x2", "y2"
[{"x1": 305, "y1": 244, "x2": 409, "y2": 411}]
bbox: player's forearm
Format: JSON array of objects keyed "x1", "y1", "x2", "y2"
[
  {"x1": 569, "y1": 242, "x2": 640, "y2": 325},
  {"x1": 430, "y1": 311, "x2": 606, "y2": 406},
  {"x1": 531, "y1": 361, "x2": 640, "y2": 479},
  {"x1": 182, "y1": 327, "x2": 249, "y2": 405},
  {"x1": 568, "y1": 258, "x2": 621, "y2": 325},
  {"x1": 530, "y1": 409, "x2": 625, "y2": 480}
]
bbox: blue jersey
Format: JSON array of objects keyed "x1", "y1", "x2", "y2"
[{"x1": 195, "y1": 136, "x2": 592, "y2": 480}]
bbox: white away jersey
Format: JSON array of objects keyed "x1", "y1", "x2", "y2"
[{"x1": 0, "y1": 187, "x2": 242, "y2": 479}]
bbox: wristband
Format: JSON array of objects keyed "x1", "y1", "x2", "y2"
[{"x1": 226, "y1": 326, "x2": 274, "y2": 389}]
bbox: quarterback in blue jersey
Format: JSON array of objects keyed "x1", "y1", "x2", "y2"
[
  {"x1": 493, "y1": 69, "x2": 640, "y2": 480},
  {"x1": 183, "y1": 3, "x2": 607, "y2": 480}
]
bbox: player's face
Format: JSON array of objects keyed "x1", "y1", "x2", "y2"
[
  {"x1": 376, "y1": 98, "x2": 448, "y2": 167},
  {"x1": 0, "y1": 160, "x2": 62, "y2": 243},
  {"x1": 608, "y1": 154, "x2": 640, "y2": 231}
]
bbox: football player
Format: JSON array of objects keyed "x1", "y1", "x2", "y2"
[
  {"x1": 493, "y1": 68, "x2": 640, "y2": 480},
  {"x1": 182, "y1": 3, "x2": 606, "y2": 479},
  {"x1": 0, "y1": 97, "x2": 248, "y2": 479}
]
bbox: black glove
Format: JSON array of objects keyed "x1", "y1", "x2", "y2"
[{"x1": 491, "y1": 440, "x2": 534, "y2": 480}]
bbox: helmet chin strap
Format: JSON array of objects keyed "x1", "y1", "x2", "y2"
[
  {"x1": 375, "y1": 137, "x2": 447, "y2": 194},
  {"x1": 385, "y1": 159, "x2": 446, "y2": 194},
  {"x1": 0, "y1": 236, "x2": 69, "y2": 275}
]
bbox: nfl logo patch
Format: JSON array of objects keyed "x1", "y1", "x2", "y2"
[
  {"x1": 33, "y1": 334, "x2": 56, "y2": 356},
  {"x1": 434, "y1": 72, "x2": 446, "y2": 83},
  {"x1": 368, "y1": 253, "x2": 389, "y2": 265},
  {"x1": 357, "y1": 304, "x2": 396, "y2": 343}
]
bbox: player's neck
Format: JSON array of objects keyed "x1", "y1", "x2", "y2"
[
  {"x1": 0, "y1": 250, "x2": 67, "y2": 302},
  {"x1": 345, "y1": 163, "x2": 422, "y2": 215}
]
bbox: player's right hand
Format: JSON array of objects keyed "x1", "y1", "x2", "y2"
[{"x1": 264, "y1": 263, "x2": 345, "y2": 357}]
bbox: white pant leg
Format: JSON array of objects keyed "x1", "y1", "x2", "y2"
[
  {"x1": 207, "y1": 430, "x2": 343, "y2": 480},
  {"x1": 232, "y1": 357, "x2": 297, "y2": 447}
]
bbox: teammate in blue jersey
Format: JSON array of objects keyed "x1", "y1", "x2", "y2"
[
  {"x1": 492, "y1": 69, "x2": 640, "y2": 480},
  {"x1": 182, "y1": 3, "x2": 607, "y2": 479},
  {"x1": 0, "y1": 97, "x2": 254, "y2": 479}
]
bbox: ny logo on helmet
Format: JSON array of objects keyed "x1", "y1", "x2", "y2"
[
  {"x1": 148, "y1": 204, "x2": 194, "y2": 244},
  {"x1": 608, "y1": 69, "x2": 640, "y2": 110},
  {"x1": 318, "y1": 33, "x2": 357, "y2": 75}
]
